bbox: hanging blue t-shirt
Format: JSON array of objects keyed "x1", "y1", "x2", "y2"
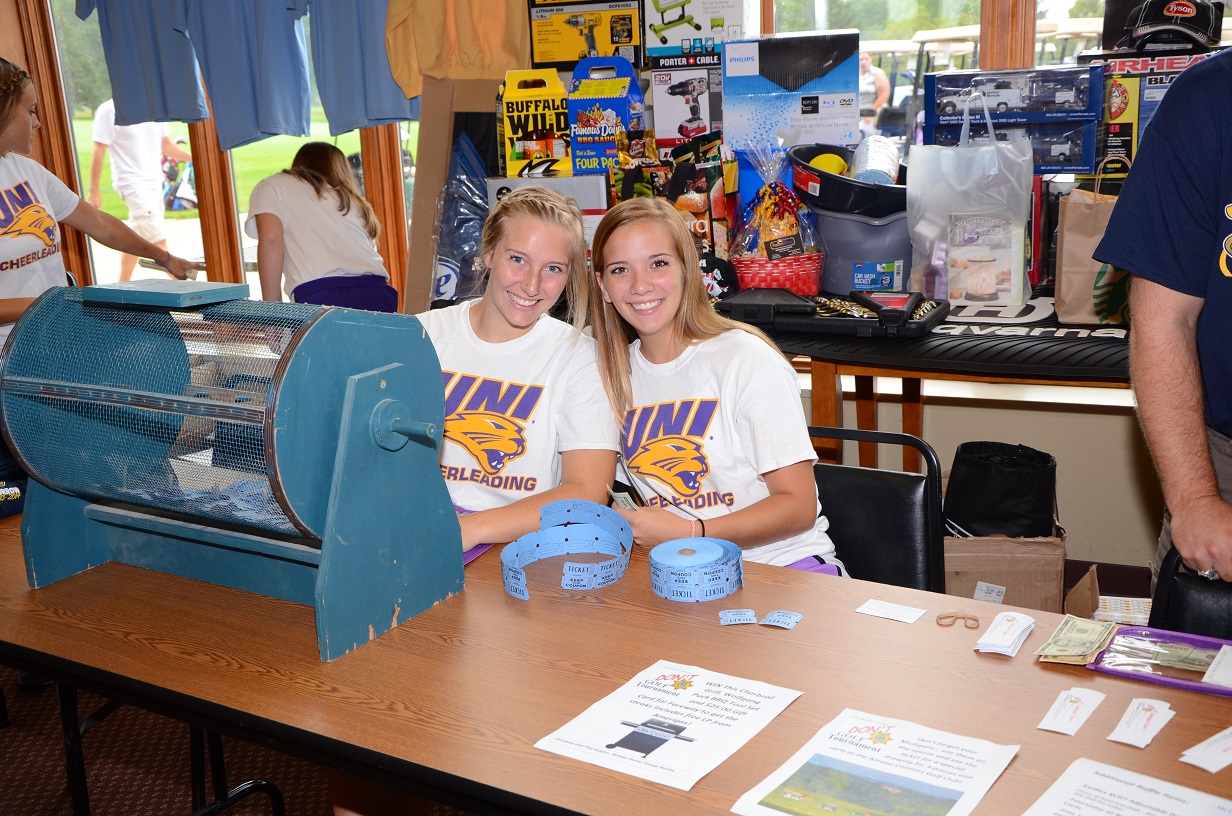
[
  {"x1": 183, "y1": 0, "x2": 312, "y2": 151},
  {"x1": 292, "y1": 0, "x2": 415, "y2": 135},
  {"x1": 1094, "y1": 48, "x2": 1232, "y2": 435},
  {"x1": 76, "y1": 0, "x2": 209, "y2": 125}
]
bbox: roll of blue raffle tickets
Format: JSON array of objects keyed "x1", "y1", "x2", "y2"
[
  {"x1": 649, "y1": 538, "x2": 743, "y2": 602},
  {"x1": 501, "y1": 500, "x2": 632, "y2": 600}
]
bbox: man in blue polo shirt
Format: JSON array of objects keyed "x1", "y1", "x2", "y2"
[{"x1": 1094, "y1": 46, "x2": 1232, "y2": 585}]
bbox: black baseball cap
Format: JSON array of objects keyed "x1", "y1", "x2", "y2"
[{"x1": 1119, "y1": 0, "x2": 1222, "y2": 49}]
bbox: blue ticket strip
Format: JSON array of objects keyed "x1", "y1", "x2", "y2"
[
  {"x1": 649, "y1": 537, "x2": 744, "y2": 603},
  {"x1": 501, "y1": 500, "x2": 632, "y2": 600}
]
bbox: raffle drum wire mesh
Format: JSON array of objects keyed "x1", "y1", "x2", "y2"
[{"x1": 0, "y1": 290, "x2": 323, "y2": 539}]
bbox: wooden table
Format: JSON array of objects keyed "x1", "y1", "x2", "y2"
[
  {"x1": 0, "y1": 515, "x2": 1227, "y2": 814},
  {"x1": 776, "y1": 314, "x2": 1130, "y2": 471}
]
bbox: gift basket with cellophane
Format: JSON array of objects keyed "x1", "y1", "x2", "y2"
[{"x1": 730, "y1": 142, "x2": 822, "y2": 296}]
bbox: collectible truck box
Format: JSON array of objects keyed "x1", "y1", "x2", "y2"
[
  {"x1": 925, "y1": 65, "x2": 1104, "y2": 126},
  {"x1": 568, "y1": 56, "x2": 651, "y2": 175},
  {"x1": 649, "y1": 50, "x2": 724, "y2": 158},
  {"x1": 528, "y1": 0, "x2": 642, "y2": 71},
  {"x1": 498, "y1": 69, "x2": 572, "y2": 177},
  {"x1": 1078, "y1": 46, "x2": 1226, "y2": 178},
  {"x1": 923, "y1": 120, "x2": 1100, "y2": 175},
  {"x1": 722, "y1": 30, "x2": 860, "y2": 201},
  {"x1": 642, "y1": 0, "x2": 748, "y2": 57}
]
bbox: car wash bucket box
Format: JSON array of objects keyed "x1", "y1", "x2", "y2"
[
  {"x1": 498, "y1": 69, "x2": 572, "y2": 177},
  {"x1": 568, "y1": 56, "x2": 651, "y2": 175}
]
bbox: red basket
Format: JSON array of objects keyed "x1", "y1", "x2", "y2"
[{"x1": 731, "y1": 252, "x2": 822, "y2": 296}]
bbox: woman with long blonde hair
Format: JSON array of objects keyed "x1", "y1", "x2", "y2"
[{"x1": 589, "y1": 197, "x2": 838, "y2": 571}]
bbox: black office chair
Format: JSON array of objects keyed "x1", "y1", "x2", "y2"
[
  {"x1": 1148, "y1": 546, "x2": 1232, "y2": 639},
  {"x1": 807, "y1": 426, "x2": 945, "y2": 593}
]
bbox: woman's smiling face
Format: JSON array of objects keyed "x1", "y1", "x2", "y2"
[
  {"x1": 470, "y1": 214, "x2": 572, "y2": 343},
  {"x1": 597, "y1": 218, "x2": 685, "y2": 362}
]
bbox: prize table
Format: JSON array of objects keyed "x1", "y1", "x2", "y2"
[
  {"x1": 774, "y1": 301, "x2": 1130, "y2": 471},
  {"x1": 0, "y1": 514, "x2": 1225, "y2": 815}
]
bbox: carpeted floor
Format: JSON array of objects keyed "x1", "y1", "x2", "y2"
[{"x1": 0, "y1": 664, "x2": 332, "y2": 815}]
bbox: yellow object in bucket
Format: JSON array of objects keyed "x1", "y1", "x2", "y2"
[{"x1": 809, "y1": 153, "x2": 848, "y2": 176}]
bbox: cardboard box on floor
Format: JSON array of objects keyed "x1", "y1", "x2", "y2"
[
  {"x1": 405, "y1": 76, "x2": 503, "y2": 314},
  {"x1": 944, "y1": 533, "x2": 1066, "y2": 613}
]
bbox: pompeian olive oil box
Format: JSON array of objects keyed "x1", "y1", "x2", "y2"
[
  {"x1": 498, "y1": 69, "x2": 572, "y2": 177},
  {"x1": 568, "y1": 56, "x2": 650, "y2": 175}
]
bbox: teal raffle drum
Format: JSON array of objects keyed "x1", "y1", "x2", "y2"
[{"x1": 0, "y1": 281, "x2": 462, "y2": 661}]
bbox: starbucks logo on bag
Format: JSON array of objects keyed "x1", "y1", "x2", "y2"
[{"x1": 1093, "y1": 264, "x2": 1130, "y2": 324}]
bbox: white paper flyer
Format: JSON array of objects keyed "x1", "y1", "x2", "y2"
[
  {"x1": 732, "y1": 709, "x2": 1019, "y2": 816},
  {"x1": 1023, "y1": 758, "x2": 1232, "y2": 815},
  {"x1": 535, "y1": 659, "x2": 802, "y2": 790}
]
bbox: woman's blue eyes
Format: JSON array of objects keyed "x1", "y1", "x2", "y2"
[{"x1": 507, "y1": 255, "x2": 564, "y2": 274}]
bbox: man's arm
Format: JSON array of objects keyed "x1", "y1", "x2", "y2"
[
  {"x1": 161, "y1": 135, "x2": 191, "y2": 164},
  {"x1": 1131, "y1": 277, "x2": 1232, "y2": 580},
  {"x1": 87, "y1": 142, "x2": 107, "y2": 208}
]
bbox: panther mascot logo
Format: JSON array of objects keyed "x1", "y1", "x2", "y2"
[
  {"x1": 627, "y1": 435, "x2": 709, "y2": 497},
  {"x1": 443, "y1": 410, "x2": 527, "y2": 475},
  {"x1": 1, "y1": 203, "x2": 57, "y2": 247}
]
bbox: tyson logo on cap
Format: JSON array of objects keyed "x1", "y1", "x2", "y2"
[{"x1": 1164, "y1": 1, "x2": 1197, "y2": 17}]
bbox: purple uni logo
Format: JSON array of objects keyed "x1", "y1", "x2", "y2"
[{"x1": 961, "y1": 227, "x2": 981, "y2": 244}]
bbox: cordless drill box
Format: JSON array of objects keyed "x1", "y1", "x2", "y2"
[
  {"x1": 568, "y1": 56, "x2": 651, "y2": 175},
  {"x1": 649, "y1": 50, "x2": 724, "y2": 158},
  {"x1": 528, "y1": 0, "x2": 643, "y2": 71},
  {"x1": 498, "y1": 69, "x2": 572, "y2": 177}
]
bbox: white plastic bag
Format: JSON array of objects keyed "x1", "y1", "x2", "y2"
[{"x1": 906, "y1": 93, "x2": 1034, "y2": 306}]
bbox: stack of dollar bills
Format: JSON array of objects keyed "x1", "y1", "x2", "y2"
[{"x1": 1035, "y1": 614, "x2": 1118, "y2": 665}]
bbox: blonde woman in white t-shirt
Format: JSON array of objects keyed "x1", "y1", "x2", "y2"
[
  {"x1": 246, "y1": 141, "x2": 398, "y2": 311},
  {"x1": 331, "y1": 184, "x2": 619, "y2": 816},
  {"x1": 588, "y1": 196, "x2": 838, "y2": 571}
]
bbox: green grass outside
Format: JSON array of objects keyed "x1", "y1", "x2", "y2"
[{"x1": 72, "y1": 107, "x2": 418, "y2": 221}]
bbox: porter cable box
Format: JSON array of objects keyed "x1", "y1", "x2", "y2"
[
  {"x1": 1078, "y1": 46, "x2": 1227, "y2": 178},
  {"x1": 498, "y1": 69, "x2": 572, "y2": 178},
  {"x1": 642, "y1": 0, "x2": 746, "y2": 57},
  {"x1": 649, "y1": 49, "x2": 724, "y2": 158},
  {"x1": 528, "y1": 0, "x2": 642, "y2": 72},
  {"x1": 721, "y1": 30, "x2": 860, "y2": 199}
]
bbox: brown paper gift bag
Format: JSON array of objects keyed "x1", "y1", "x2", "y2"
[{"x1": 1054, "y1": 158, "x2": 1131, "y2": 325}]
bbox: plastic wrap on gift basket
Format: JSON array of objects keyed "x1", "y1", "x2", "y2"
[{"x1": 730, "y1": 141, "x2": 822, "y2": 296}]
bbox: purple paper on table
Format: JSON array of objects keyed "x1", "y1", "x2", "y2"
[
  {"x1": 463, "y1": 543, "x2": 495, "y2": 566},
  {"x1": 453, "y1": 505, "x2": 496, "y2": 566}
]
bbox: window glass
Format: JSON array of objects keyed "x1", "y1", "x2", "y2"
[{"x1": 49, "y1": 0, "x2": 203, "y2": 286}]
